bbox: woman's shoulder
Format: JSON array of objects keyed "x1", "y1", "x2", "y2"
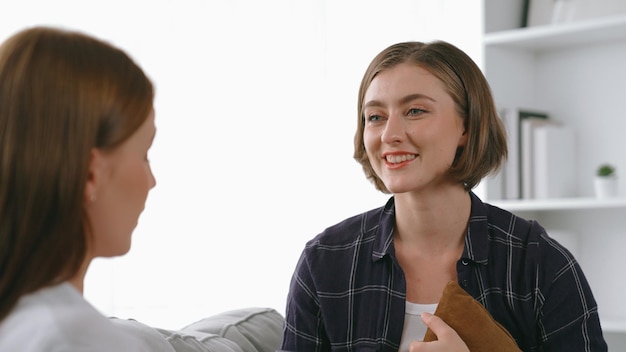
[
  {"x1": 0, "y1": 283, "x2": 154, "y2": 352},
  {"x1": 305, "y1": 202, "x2": 390, "y2": 249},
  {"x1": 481, "y1": 200, "x2": 544, "y2": 241},
  {"x1": 481, "y1": 200, "x2": 572, "y2": 261}
]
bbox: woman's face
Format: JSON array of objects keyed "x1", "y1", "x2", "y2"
[
  {"x1": 86, "y1": 110, "x2": 157, "y2": 258},
  {"x1": 362, "y1": 63, "x2": 467, "y2": 195}
]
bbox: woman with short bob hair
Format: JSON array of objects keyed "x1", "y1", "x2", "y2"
[
  {"x1": 281, "y1": 41, "x2": 607, "y2": 351},
  {"x1": 354, "y1": 41, "x2": 507, "y2": 193}
]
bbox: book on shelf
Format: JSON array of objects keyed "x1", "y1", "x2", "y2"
[
  {"x1": 533, "y1": 124, "x2": 577, "y2": 199},
  {"x1": 497, "y1": 107, "x2": 549, "y2": 199},
  {"x1": 521, "y1": 117, "x2": 552, "y2": 199}
]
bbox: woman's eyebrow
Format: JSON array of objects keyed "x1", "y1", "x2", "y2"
[
  {"x1": 364, "y1": 93, "x2": 436, "y2": 110},
  {"x1": 398, "y1": 93, "x2": 436, "y2": 105}
]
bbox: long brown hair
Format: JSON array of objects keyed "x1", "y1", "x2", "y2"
[
  {"x1": 0, "y1": 27, "x2": 154, "y2": 320},
  {"x1": 353, "y1": 41, "x2": 507, "y2": 193}
]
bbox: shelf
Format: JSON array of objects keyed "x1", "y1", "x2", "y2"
[
  {"x1": 484, "y1": 14, "x2": 626, "y2": 51},
  {"x1": 489, "y1": 197, "x2": 626, "y2": 212}
]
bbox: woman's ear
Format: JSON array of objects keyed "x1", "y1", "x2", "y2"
[
  {"x1": 457, "y1": 116, "x2": 469, "y2": 147},
  {"x1": 84, "y1": 149, "x2": 103, "y2": 204},
  {"x1": 458, "y1": 129, "x2": 469, "y2": 147}
]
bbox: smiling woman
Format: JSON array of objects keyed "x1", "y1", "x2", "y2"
[
  {"x1": 354, "y1": 41, "x2": 505, "y2": 196},
  {"x1": 362, "y1": 63, "x2": 469, "y2": 195},
  {"x1": 280, "y1": 40, "x2": 607, "y2": 352}
]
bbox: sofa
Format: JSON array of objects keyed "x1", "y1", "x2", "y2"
[{"x1": 110, "y1": 307, "x2": 285, "y2": 352}]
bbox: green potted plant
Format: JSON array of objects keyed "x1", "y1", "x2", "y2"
[
  {"x1": 597, "y1": 164, "x2": 615, "y2": 177},
  {"x1": 594, "y1": 163, "x2": 617, "y2": 198}
]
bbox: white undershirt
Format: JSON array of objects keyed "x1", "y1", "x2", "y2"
[{"x1": 399, "y1": 301, "x2": 438, "y2": 352}]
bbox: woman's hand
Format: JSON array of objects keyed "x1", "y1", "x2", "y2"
[{"x1": 408, "y1": 312, "x2": 469, "y2": 352}]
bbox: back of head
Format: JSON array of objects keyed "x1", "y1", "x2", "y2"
[{"x1": 0, "y1": 26, "x2": 154, "y2": 320}]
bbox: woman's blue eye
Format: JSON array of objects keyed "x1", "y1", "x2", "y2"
[
  {"x1": 368, "y1": 114, "x2": 382, "y2": 122},
  {"x1": 408, "y1": 108, "x2": 425, "y2": 116}
]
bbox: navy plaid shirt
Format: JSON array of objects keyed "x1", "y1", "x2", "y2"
[{"x1": 280, "y1": 192, "x2": 607, "y2": 351}]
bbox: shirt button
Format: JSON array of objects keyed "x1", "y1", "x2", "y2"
[{"x1": 461, "y1": 259, "x2": 469, "y2": 266}]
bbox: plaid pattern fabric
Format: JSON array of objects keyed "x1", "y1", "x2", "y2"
[{"x1": 280, "y1": 192, "x2": 607, "y2": 352}]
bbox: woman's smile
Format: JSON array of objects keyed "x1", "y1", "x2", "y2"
[{"x1": 384, "y1": 152, "x2": 418, "y2": 168}]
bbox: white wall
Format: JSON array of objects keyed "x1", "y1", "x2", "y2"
[{"x1": 0, "y1": 0, "x2": 482, "y2": 330}]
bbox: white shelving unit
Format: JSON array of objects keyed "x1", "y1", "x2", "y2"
[
  {"x1": 484, "y1": 14, "x2": 626, "y2": 49},
  {"x1": 483, "y1": 0, "x2": 626, "y2": 348},
  {"x1": 490, "y1": 197, "x2": 626, "y2": 212}
]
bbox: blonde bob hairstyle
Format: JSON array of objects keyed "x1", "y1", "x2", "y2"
[{"x1": 353, "y1": 41, "x2": 507, "y2": 193}]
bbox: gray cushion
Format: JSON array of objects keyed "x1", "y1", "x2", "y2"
[
  {"x1": 110, "y1": 307, "x2": 284, "y2": 352},
  {"x1": 180, "y1": 307, "x2": 284, "y2": 352},
  {"x1": 111, "y1": 317, "x2": 244, "y2": 352}
]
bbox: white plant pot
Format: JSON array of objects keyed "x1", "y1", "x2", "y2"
[{"x1": 594, "y1": 176, "x2": 618, "y2": 198}]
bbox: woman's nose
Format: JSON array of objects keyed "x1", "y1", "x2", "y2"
[{"x1": 380, "y1": 115, "x2": 405, "y2": 144}]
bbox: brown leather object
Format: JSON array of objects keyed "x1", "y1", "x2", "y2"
[{"x1": 422, "y1": 281, "x2": 521, "y2": 351}]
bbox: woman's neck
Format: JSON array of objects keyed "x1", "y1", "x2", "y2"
[
  {"x1": 393, "y1": 186, "x2": 471, "y2": 251},
  {"x1": 68, "y1": 259, "x2": 91, "y2": 295}
]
